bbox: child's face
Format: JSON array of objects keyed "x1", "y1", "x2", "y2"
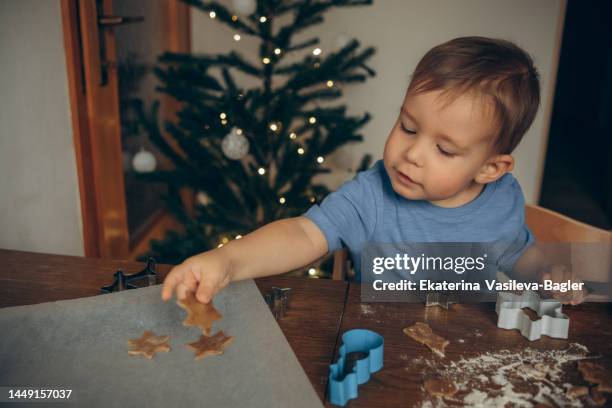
[{"x1": 383, "y1": 89, "x2": 509, "y2": 207}]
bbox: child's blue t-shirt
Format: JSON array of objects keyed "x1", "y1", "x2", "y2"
[{"x1": 303, "y1": 160, "x2": 533, "y2": 279}]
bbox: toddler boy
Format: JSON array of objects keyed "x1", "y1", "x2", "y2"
[{"x1": 161, "y1": 36, "x2": 585, "y2": 305}]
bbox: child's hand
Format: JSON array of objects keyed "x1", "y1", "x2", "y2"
[
  {"x1": 541, "y1": 264, "x2": 587, "y2": 305},
  {"x1": 161, "y1": 251, "x2": 231, "y2": 304}
]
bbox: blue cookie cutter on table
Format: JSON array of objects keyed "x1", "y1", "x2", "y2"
[{"x1": 328, "y1": 329, "x2": 384, "y2": 406}]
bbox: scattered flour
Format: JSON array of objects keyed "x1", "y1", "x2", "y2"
[
  {"x1": 416, "y1": 343, "x2": 594, "y2": 407},
  {"x1": 360, "y1": 304, "x2": 375, "y2": 316}
]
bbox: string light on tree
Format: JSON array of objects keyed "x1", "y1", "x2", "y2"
[
  {"x1": 297, "y1": 147, "x2": 305, "y2": 155},
  {"x1": 308, "y1": 268, "x2": 317, "y2": 276},
  {"x1": 257, "y1": 167, "x2": 266, "y2": 175},
  {"x1": 259, "y1": 16, "x2": 267, "y2": 23},
  {"x1": 220, "y1": 112, "x2": 227, "y2": 119},
  {"x1": 233, "y1": 34, "x2": 241, "y2": 42},
  {"x1": 316, "y1": 156, "x2": 324, "y2": 164},
  {"x1": 289, "y1": 132, "x2": 297, "y2": 140},
  {"x1": 221, "y1": 236, "x2": 230, "y2": 244},
  {"x1": 262, "y1": 57, "x2": 270, "y2": 64},
  {"x1": 312, "y1": 48, "x2": 322, "y2": 56},
  {"x1": 209, "y1": 11, "x2": 216, "y2": 19},
  {"x1": 309, "y1": 196, "x2": 317, "y2": 203},
  {"x1": 231, "y1": 15, "x2": 238, "y2": 21},
  {"x1": 278, "y1": 197, "x2": 286, "y2": 204},
  {"x1": 269, "y1": 123, "x2": 279, "y2": 132},
  {"x1": 274, "y1": 48, "x2": 282, "y2": 55},
  {"x1": 326, "y1": 80, "x2": 334, "y2": 87},
  {"x1": 308, "y1": 116, "x2": 317, "y2": 124},
  {"x1": 196, "y1": 191, "x2": 210, "y2": 205},
  {"x1": 235, "y1": 235, "x2": 243, "y2": 239}
]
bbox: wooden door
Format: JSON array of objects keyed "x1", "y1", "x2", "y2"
[{"x1": 60, "y1": 0, "x2": 190, "y2": 259}]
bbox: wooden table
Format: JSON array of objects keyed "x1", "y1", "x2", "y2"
[{"x1": 1, "y1": 249, "x2": 611, "y2": 407}]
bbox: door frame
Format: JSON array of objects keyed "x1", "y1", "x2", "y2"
[{"x1": 60, "y1": 0, "x2": 191, "y2": 259}]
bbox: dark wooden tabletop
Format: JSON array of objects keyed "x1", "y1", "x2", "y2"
[
  {"x1": 2, "y1": 249, "x2": 611, "y2": 407},
  {"x1": 326, "y1": 284, "x2": 612, "y2": 407}
]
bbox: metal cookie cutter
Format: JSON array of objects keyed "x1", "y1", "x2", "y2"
[
  {"x1": 100, "y1": 258, "x2": 158, "y2": 293},
  {"x1": 328, "y1": 329, "x2": 384, "y2": 406},
  {"x1": 263, "y1": 287, "x2": 292, "y2": 319},
  {"x1": 495, "y1": 290, "x2": 569, "y2": 341},
  {"x1": 425, "y1": 291, "x2": 456, "y2": 309}
]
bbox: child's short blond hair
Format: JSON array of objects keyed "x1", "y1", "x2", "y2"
[{"x1": 408, "y1": 36, "x2": 541, "y2": 154}]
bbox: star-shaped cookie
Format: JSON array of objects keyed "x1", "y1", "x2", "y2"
[
  {"x1": 177, "y1": 291, "x2": 222, "y2": 335},
  {"x1": 187, "y1": 331, "x2": 234, "y2": 361},
  {"x1": 127, "y1": 330, "x2": 171, "y2": 359}
]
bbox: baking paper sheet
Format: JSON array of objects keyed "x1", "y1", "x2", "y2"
[{"x1": 0, "y1": 280, "x2": 323, "y2": 407}]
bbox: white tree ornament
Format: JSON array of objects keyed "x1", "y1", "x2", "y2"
[
  {"x1": 221, "y1": 127, "x2": 250, "y2": 160},
  {"x1": 132, "y1": 148, "x2": 157, "y2": 173}
]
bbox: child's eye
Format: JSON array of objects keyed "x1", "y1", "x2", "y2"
[
  {"x1": 437, "y1": 145, "x2": 455, "y2": 157},
  {"x1": 400, "y1": 123, "x2": 416, "y2": 134}
]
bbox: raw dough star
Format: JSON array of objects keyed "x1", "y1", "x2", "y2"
[
  {"x1": 187, "y1": 331, "x2": 234, "y2": 361},
  {"x1": 403, "y1": 322, "x2": 449, "y2": 358},
  {"x1": 177, "y1": 291, "x2": 222, "y2": 335},
  {"x1": 578, "y1": 360, "x2": 612, "y2": 393},
  {"x1": 127, "y1": 330, "x2": 171, "y2": 359},
  {"x1": 566, "y1": 385, "x2": 588, "y2": 399},
  {"x1": 424, "y1": 377, "x2": 458, "y2": 397}
]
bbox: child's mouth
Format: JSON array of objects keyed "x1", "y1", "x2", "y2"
[{"x1": 396, "y1": 169, "x2": 418, "y2": 187}]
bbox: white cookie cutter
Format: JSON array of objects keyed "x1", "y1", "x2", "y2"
[{"x1": 495, "y1": 290, "x2": 569, "y2": 341}]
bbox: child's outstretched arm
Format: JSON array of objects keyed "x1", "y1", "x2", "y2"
[{"x1": 161, "y1": 216, "x2": 328, "y2": 304}]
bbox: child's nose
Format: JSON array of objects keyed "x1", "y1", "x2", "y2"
[{"x1": 403, "y1": 138, "x2": 424, "y2": 168}]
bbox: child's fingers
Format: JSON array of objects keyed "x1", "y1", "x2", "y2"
[
  {"x1": 569, "y1": 286, "x2": 588, "y2": 305},
  {"x1": 176, "y1": 282, "x2": 191, "y2": 301},
  {"x1": 161, "y1": 267, "x2": 183, "y2": 301},
  {"x1": 195, "y1": 280, "x2": 216, "y2": 304}
]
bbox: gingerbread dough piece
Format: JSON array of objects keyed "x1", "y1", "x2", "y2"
[
  {"x1": 424, "y1": 377, "x2": 458, "y2": 397},
  {"x1": 578, "y1": 361, "x2": 612, "y2": 393},
  {"x1": 403, "y1": 322, "x2": 449, "y2": 357},
  {"x1": 566, "y1": 385, "x2": 588, "y2": 399},
  {"x1": 187, "y1": 330, "x2": 234, "y2": 361},
  {"x1": 177, "y1": 291, "x2": 222, "y2": 335},
  {"x1": 591, "y1": 388, "x2": 607, "y2": 406},
  {"x1": 127, "y1": 330, "x2": 171, "y2": 359}
]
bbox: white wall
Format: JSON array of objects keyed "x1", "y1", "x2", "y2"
[
  {"x1": 0, "y1": 1, "x2": 83, "y2": 255},
  {"x1": 192, "y1": 0, "x2": 566, "y2": 203}
]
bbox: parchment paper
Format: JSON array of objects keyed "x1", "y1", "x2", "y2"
[{"x1": 0, "y1": 280, "x2": 323, "y2": 407}]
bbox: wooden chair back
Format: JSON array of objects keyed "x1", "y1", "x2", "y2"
[{"x1": 525, "y1": 204, "x2": 611, "y2": 243}]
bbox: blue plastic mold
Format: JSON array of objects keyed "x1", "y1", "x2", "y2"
[{"x1": 328, "y1": 329, "x2": 384, "y2": 406}]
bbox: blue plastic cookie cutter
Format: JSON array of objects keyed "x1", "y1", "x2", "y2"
[{"x1": 328, "y1": 329, "x2": 384, "y2": 406}]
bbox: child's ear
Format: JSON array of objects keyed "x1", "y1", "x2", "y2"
[{"x1": 475, "y1": 154, "x2": 514, "y2": 184}]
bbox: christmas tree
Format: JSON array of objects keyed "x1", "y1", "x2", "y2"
[{"x1": 138, "y1": 0, "x2": 376, "y2": 275}]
